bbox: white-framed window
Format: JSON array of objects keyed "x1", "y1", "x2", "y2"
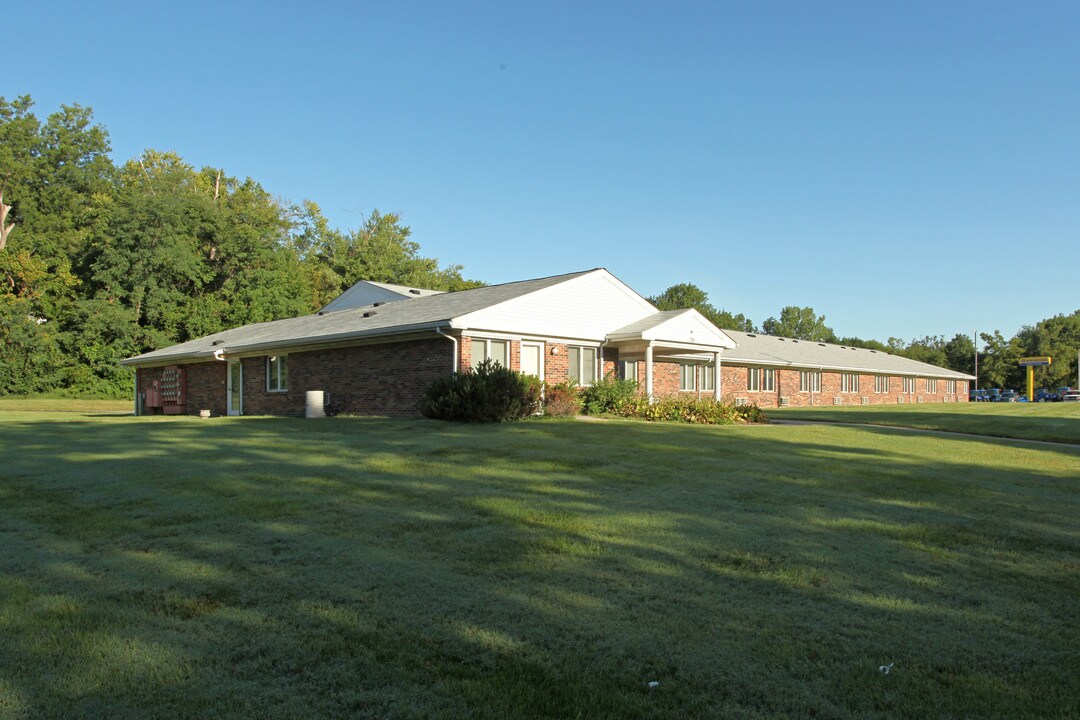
[
  {"x1": 841, "y1": 373, "x2": 859, "y2": 393},
  {"x1": 761, "y1": 368, "x2": 775, "y2": 392},
  {"x1": 926, "y1": 378, "x2": 938, "y2": 394},
  {"x1": 874, "y1": 375, "x2": 890, "y2": 393},
  {"x1": 702, "y1": 364, "x2": 715, "y2": 392},
  {"x1": 568, "y1": 346, "x2": 597, "y2": 385},
  {"x1": 800, "y1": 371, "x2": 821, "y2": 393},
  {"x1": 747, "y1": 368, "x2": 760, "y2": 392},
  {"x1": 903, "y1": 377, "x2": 916, "y2": 393},
  {"x1": 618, "y1": 360, "x2": 638, "y2": 382},
  {"x1": 679, "y1": 363, "x2": 696, "y2": 391},
  {"x1": 947, "y1": 380, "x2": 957, "y2": 394},
  {"x1": 470, "y1": 338, "x2": 509, "y2": 368},
  {"x1": 267, "y1": 355, "x2": 288, "y2": 392}
]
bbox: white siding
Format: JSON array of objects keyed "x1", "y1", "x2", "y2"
[
  {"x1": 454, "y1": 271, "x2": 656, "y2": 340},
  {"x1": 321, "y1": 282, "x2": 428, "y2": 313},
  {"x1": 639, "y1": 311, "x2": 736, "y2": 348}
]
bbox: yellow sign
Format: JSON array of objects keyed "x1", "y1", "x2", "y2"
[{"x1": 1018, "y1": 356, "x2": 1052, "y2": 367}]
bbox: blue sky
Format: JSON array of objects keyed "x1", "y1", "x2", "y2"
[{"x1": 8, "y1": 1, "x2": 1079, "y2": 341}]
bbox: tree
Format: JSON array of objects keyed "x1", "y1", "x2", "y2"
[
  {"x1": 648, "y1": 283, "x2": 755, "y2": 332},
  {"x1": 315, "y1": 209, "x2": 481, "y2": 294},
  {"x1": 942, "y1": 333, "x2": 976, "y2": 376},
  {"x1": 762, "y1": 306, "x2": 835, "y2": 342}
]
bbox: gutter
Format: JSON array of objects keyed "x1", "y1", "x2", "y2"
[
  {"x1": 120, "y1": 320, "x2": 453, "y2": 367},
  {"x1": 435, "y1": 325, "x2": 458, "y2": 373}
]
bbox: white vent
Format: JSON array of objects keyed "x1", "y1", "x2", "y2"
[
  {"x1": 779, "y1": 396, "x2": 790, "y2": 407},
  {"x1": 917, "y1": 396, "x2": 924, "y2": 403},
  {"x1": 734, "y1": 397, "x2": 748, "y2": 406},
  {"x1": 942, "y1": 396, "x2": 949, "y2": 403},
  {"x1": 833, "y1": 396, "x2": 843, "y2": 405},
  {"x1": 897, "y1": 396, "x2": 905, "y2": 404},
  {"x1": 861, "y1": 396, "x2": 870, "y2": 405}
]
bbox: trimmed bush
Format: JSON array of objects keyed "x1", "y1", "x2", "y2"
[
  {"x1": 422, "y1": 359, "x2": 542, "y2": 422},
  {"x1": 612, "y1": 396, "x2": 768, "y2": 425},
  {"x1": 543, "y1": 380, "x2": 582, "y2": 417}
]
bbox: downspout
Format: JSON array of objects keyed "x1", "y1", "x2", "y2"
[{"x1": 435, "y1": 326, "x2": 458, "y2": 373}]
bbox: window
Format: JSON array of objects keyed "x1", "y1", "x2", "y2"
[
  {"x1": 746, "y1": 368, "x2": 773, "y2": 392},
  {"x1": 800, "y1": 371, "x2": 821, "y2": 393},
  {"x1": 267, "y1": 355, "x2": 288, "y2": 391},
  {"x1": 470, "y1": 338, "x2": 509, "y2": 368},
  {"x1": 903, "y1": 377, "x2": 916, "y2": 393},
  {"x1": 841, "y1": 373, "x2": 859, "y2": 393},
  {"x1": 926, "y1": 379, "x2": 938, "y2": 394},
  {"x1": 874, "y1": 375, "x2": 890, "y2": 393},
  {"x1": 947, "y1": 380, "x2": 957, "y2": 394},
  {"x1": 679, "y1": 364, "x2": 696, "y2": 391},
  {"x1": 568, "y1": 346, "x2": 597, "y2": 385},
  {"x1": 702, "y1": 364, "x2": 715, "y2": 392},
  {"x1": 618, "y1": 360, "x2": 638, "y2": 382}
]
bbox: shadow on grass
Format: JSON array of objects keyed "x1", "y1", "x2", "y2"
[{"x1": 1, "y1": 415, "x2": 1078, "y2": 719}]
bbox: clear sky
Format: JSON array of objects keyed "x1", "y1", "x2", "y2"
[{"x1": 7, "y1": 1, "x2": 1079, "y2": 342}]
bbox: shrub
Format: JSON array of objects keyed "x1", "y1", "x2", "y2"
[
  {"x1": 613, "y1": 396, "x2": 768, "y2": 425},
  {"x1": 580, "y1": 372, "x2": 639, "y2": 415},
  {"x1": 421, "y1": 359, "x2": 543, "y2": 422},
  {"x1": 543, "y1": 380, "x2": 582, "y2": 417}
]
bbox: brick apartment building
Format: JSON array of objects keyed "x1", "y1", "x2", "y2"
[{"x1": 122, "y1": 269, "x2": 973, "y2": 416}]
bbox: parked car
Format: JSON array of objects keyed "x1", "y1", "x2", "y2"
[
  {"x1": 1035, "y1": 388, "x2": 1055, "y2": 402},
  {"x1": 995, "y1": 390, "x2": 1019, "y2": 402},
  {"x1": 1062, "y1": 390, "x2": 1080, "y2": 403}
]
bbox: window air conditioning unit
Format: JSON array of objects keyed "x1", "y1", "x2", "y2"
[
  {"x1": 897, "y1": 396, "x2": 905, "y2": 404},
  {"x1": 832, "y1": 396, "x2": 843, "y2": 405},
  {"x1": 861, "y1": 396, "x2": 870, "y2": 405},
  {"x1": 778, "y1": 396, "x2": 790, "y2": 407},
  {"x1": 917, "y1": 396, "x2": 924, "y2": 403},
  {"x1": 734, "y1": 397, "x2": 748, "y2": 406}
]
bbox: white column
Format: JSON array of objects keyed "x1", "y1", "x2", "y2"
[
  {"x1": 714, "y1": 352, "x2": 722, "y2": 401},
  {"x1": 645, "y1": 343, "x2": 654, "y2": 403}
]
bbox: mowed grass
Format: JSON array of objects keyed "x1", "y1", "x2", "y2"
[
  {"x1": 773, "y1": 401, "x2": 1080, "y2": 445},
  {"x1": 0, "y1": 397, "x2": 132, "y2": 414},
  {"x1": 1, "y1": 411, "x2": 1078, "y2": 719}
]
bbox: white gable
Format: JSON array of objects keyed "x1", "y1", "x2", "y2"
[
  {"x1": 320, "y1": 281, "x2": 443, "y2": 313},
  {"x1": 452, "y1": 269, "x2": 657, "y2": 340},
  {"x1": 638, "y1": 310, "x2": 736, "y2": 348}
]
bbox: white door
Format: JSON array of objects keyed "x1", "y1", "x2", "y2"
[
  {"x1": 227, "y1": 361, "x2": 243, "y2": 416},
  {"x1": 520, "y1": 342, "x2": 544, "y2": 380}
]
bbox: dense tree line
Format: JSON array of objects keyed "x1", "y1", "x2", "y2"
[
  {"x1": 4, "y1": 95, "x2": 1076, "y2": 399},
  {"x1": 649, "y1": 284, "x2": 1080, "y2": 392},
  {"x1": 0, "y1": 96, "x2": 479, "y2": 397}
]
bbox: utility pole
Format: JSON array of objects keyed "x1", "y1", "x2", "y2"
[{"x1": 973, "y1": 330, "x2": 979, "y2": 391}]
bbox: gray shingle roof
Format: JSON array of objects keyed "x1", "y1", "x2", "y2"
[
  {"x1": 122, "y1": 269, "x2": 597, "y2": 366},
  {"x1": 609, "y1": 310, "x2": 688, "y2": 336},
  {"x1": 722, "y1": 330, "x2": 974, "y2": 379}
]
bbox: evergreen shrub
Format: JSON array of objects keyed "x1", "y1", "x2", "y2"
[{"x1": 422, "y1": 359, "x2": 542, "y2": 422}]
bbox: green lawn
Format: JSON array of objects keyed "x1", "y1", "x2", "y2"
[
  {"x1": 772, "y1": 401, "x2": 1080, "y2": 445},
  {"x1": 0, "y1": 397, "x2": 132, "y2": 413},
  {"x1": 1, "y1": 412, "x2": 1078, "y2": 719}
]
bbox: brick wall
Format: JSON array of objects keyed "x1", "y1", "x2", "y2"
[
  {"x1": 719, "y1": 365, "x2": 968, "y2": 407},
  {"x1": 138, "y1": 363, "x2": 227, "y2": 416},
  {"x1": 138, "y1": 337, "x2": 453, "y2": 417}
]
